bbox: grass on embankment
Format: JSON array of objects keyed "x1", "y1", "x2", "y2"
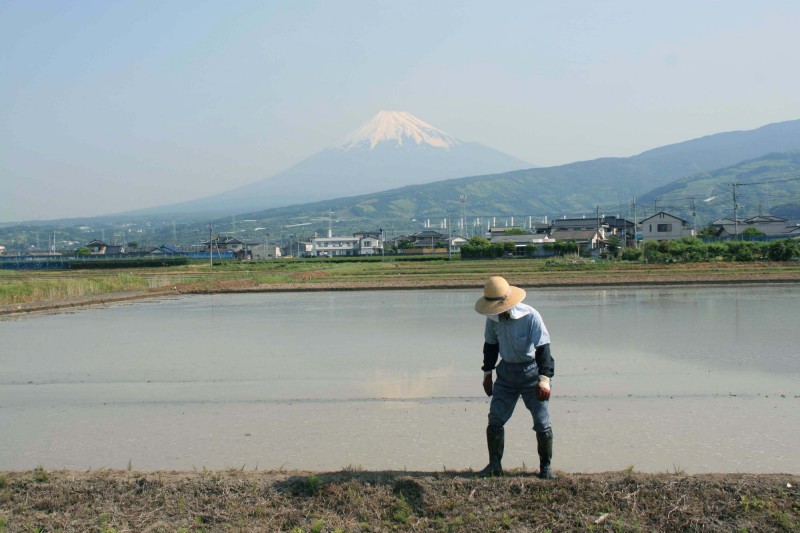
[
  {"x1": 0, "y1": 272, "x2": 152, "y2": 306},
  {"x1": 3, "y1": 258, "x2": 800, "y2": 308},
  {"x1": 1, "y1": 468, "x2": 798, "y2": 532}
]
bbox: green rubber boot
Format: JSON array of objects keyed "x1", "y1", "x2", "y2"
[
  {"x1": 537, "y1": 429, "x2": 556, "y2": 480},
  {"x1": 477, "y1": 425, "x2": 504, "y2": 477}
]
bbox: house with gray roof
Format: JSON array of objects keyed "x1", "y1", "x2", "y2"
[
  {"x1": 710, "y1": 215, "x2": 800, "y2": 239},
  {"x1": 85, "y1": 240, "x2": 125, "y2": 256},
  {"x1": 549, "y1": 229, "x2": 604, "y2": 255}
]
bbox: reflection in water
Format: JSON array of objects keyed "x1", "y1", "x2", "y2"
[
  {"x1": 1, "y1": 286, "x2": 798, "y2": 473},
  {"x1": 362, "y1": 366, "x2": 457, "y2": 399}
]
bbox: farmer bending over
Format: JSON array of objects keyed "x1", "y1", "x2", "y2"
[{"x1": 474, "y1": 276, "x2": 556, "y2": 479}]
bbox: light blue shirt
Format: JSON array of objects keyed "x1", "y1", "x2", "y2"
[{"x1": 484, "y1": 303, "x2": 550, "y2": 363}]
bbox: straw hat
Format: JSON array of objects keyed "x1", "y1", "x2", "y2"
[{"x1": 474, "y1": 276, "x2": 526, "y2": 315}]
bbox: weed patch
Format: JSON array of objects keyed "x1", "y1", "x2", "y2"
[{"x1": 0, "y1": 469, "x2": 798, "y2": 531}]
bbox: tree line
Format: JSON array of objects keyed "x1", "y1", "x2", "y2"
[
  {"x1": 635, "y1": 237, "x2": 799, "y2": 262},
  {"x1": 460, "y1": 235, "x2": 799, "y2": 262},
  {"x1": 460, "y1": 236, "x2": 580, "y2": 259}
]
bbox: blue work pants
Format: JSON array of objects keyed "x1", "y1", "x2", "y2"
[{"x1": 488, "y1": 360, "x2": 551, "y2": 433}]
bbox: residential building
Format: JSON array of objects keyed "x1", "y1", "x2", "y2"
[
  {"x1": 602, "y1": 215, "x2": 636, "y2": 244},
  {"x1": 710, "y1": 215, "x2": 800, "y2": 239},
  {"x1": 640, "y1": 212, "x2": 695, "y2": 241},
  {"x1": 148, "y1": 245, "x2": 183, "y2": 256},
  {"x1": 249, "y1": 243, "x2": 282, "y2": 260},
  {"x1": 310, "y1": 228, "x2": 385, "y2": 257},
  {"x1": 487, "y1": 226, "x2": 527, "y2": 238},
  {"x1": 548, "y1": 229, "x2": 604, "y2": 255},
  {"x1": 551, "y1": 217, "x2": 605, "y2": 236},
  {"x1": 448, "y1": 236, "x2": 468, "y2": 253},
  {"x1": 355, "y1": 231, "x2": 384, "y2": 255},
  {"x1": 25, "y1": 251, "x2": 63, "y2": 257},
  {"x1": 202, "y1": 237, "x2": 245, "y2": 254},
  {"x1": 409, "y1": 229, "x2": 448, "y2": 248},
  {"x1": 311, "y1": 235, "x2": 359, "y2": 256},
  {"x1": 490, "y1": 234, "x2": 556, "y2": 257},
  {"x1": 297, "y1": 241, "x2": 314, "y2": 258},
  {"x1": 86, "y1": 240, "x2": 125, "y2": 255},
  {"x1": 529, "y1": 223, "x2": 551, "y2": 235}
]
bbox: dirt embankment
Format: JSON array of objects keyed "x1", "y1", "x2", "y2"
[{"x1": 1, "y1": 469, "x2": 798, "y2": 532}]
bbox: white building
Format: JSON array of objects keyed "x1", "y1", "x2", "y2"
[
  {"x1": 640, "y1": 212, "x2": 695, "y2": 242},
  {"x1": 311, "y1": 236, "x2": 359, "y2": 256},
  {"x1": 355, "y1": 231, "x2": 384, "y2": 255},
  {"x1": 311, "y1": 230, "x2": 384, "y2": 257}
]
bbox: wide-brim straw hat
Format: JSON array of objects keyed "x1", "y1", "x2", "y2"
[{"x1": 475, "y1": 276, "x2": 526, "y2": 315}]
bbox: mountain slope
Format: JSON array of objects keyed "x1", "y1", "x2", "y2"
[
  {"x1": 125, "y1": 111, "x2": 531, "y2": 218},
  {"x1": 638, "y1": 151, "x2": 800, "y2": 223}
]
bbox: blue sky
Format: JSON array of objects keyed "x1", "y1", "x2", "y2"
[{"x1": 3, "y1": 1, "x2": 800, "y2": 221}]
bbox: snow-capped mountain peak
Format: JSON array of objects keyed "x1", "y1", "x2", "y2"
[{"x1": 335, "y1": 110, "x2": 460, "y2": 150}]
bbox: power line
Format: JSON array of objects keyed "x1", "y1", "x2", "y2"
[{"x1": 737, "y1": 175, "x2": 800, "y2": 186}]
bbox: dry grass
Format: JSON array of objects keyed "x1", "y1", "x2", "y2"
[
  {"x1": 0, "y1": 273, "x2": 150, "y2": 305},
  {"x1": 0, "y1": 469, "x2": 798, "y2": 532}
]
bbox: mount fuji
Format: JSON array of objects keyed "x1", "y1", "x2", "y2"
[{"x1": 133, "y1": 111, "x2": 532, "y2": 217}]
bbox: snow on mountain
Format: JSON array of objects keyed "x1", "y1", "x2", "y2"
[{"x1": 336, "y1": 110, "x2": 460, "y2": 150}]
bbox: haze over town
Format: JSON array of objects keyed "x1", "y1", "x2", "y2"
[{"x1": 3, "y1": 1, "x2": 800, "y2": 222}]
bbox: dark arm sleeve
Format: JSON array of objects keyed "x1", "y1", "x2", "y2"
[
  {"x1": 535, "y1": 343, "x2": 555, "y2": 378},
  {"x1": 482, "y1": 342, "x2": 499, "y2": 372}
]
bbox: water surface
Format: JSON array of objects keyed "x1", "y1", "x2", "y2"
[{"x1": 1, "y1": 286, "x2": 798, "y2": 473}]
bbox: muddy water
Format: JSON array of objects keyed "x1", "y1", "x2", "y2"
[{"x1": 1, "y1": 286, "x2": 798, "y2": 473}]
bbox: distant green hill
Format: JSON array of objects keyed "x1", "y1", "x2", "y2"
[{"x1": 638, "y1": 151, "x2": 800, "y2": 224}]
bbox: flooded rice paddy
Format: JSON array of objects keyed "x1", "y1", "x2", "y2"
[{"x1": 1, "y1": 285, "x2": 798, "y2": 473}]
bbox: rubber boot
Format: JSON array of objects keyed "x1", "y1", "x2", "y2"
[
  {"x1": 537, "y1": 429, "x2": 556, "y2": 480},
  {"x1": 477, "y1": 425, "x2": 504, "y2": 477}
]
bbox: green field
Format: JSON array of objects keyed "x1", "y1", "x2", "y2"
[{"x1": 3, "y1": 256, "x2": 800, "y2": 309}]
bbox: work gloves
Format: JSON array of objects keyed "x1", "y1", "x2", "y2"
[
  {"x1": 483, "y1": 372, "x2": 493, "y2": 396},
  {"x1": 537, "y1": 375, "x2": 551, "y2": 401},
  {"x1": 483, "y1": 372, "x2": 552, "y2": 400}
]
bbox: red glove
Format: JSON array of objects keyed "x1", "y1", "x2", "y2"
[
  {"x1": 483, "y1": 373, "x2": 493, "y2": 397},
  {"x1": 537, "y1": 376, "x2": 551, "y2": 401}
]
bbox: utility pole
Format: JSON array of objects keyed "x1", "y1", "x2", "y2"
[
  {"x1": 632, "y1": 196, "x2": 638, "y2": 248},
  {"x1": 209, "y1": 222, "x2": 213, "y2": 267},
  {"x1": 595, "y1": 205, "x2": 600, "y2": 232},
  {"x1": 690, "y1": 198, "x2": 697, "y2": 236},
  {"x1": 459, "y1": 194, "x2": 467, "y2": 238},
  {"x1": 448, "y1": 217, "x2": 452, "y2": 260},
  {"x1": 731, "y1": 183, "x2": 741, "y2": 240}
]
